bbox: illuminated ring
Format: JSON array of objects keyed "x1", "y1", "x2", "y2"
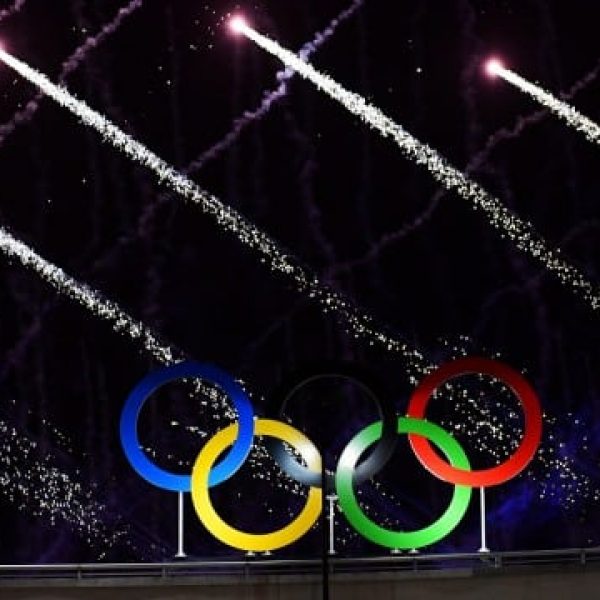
[
  {"x1": 120, "y1": 361, "x2": 255, "y2": 492},
  {"x1": 336, "y1": 417, "x2": 472, "y2": 549},
  {"x1": 407, "y1": 357, "x2": 542, "y2": 487},
  {"x1": 191, "y1": 418, "x2": 322, "y2": 552},
  {"x1": 265, "y1": 362, "x2": 398, "y2": 491}
]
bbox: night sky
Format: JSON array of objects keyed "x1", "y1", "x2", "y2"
[{"x1": 0, "y1": 0, "x2": 598, "y2": 563}]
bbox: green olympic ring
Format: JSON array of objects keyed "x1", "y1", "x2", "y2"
[{"x1": 336, "y1": 417, "x2": 472, "y2": 549}]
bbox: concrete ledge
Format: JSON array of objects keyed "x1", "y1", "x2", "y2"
[{"x1": 0, "y1": 553, "x2": 599, "y2": 599}]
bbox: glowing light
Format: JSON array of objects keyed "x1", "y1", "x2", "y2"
[
  {"x1": 485, "y1": 58, "x2": 504, "y2": 77},
  {"x1": 229, "y1": 15, "x2": 247, "y2": 34},
  {"x1": 493, "y1": 64, "x2": 600, "y2": 147},
  {"x1": 237, "y1": 25, "x2": 600, "y2": 312}
]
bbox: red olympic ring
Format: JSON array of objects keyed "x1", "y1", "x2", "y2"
[{"x1": 407, "y1": 357, "x2": 542, "y2": 487}]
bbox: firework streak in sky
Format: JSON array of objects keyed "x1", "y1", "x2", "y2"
[
  {"x1": 0, "y1": 227, "x2": 178, "y2": 366},
  {"x1": 489, "y1": 60, "x2": 600, "y2": 147},
  {"x1": 234, "y1": 23, "x2": 600, "y2": 312},
  {"x1": 0, "y1": 0, "x2": 143, "y2": 147},
  {"x1": 0, "y1": 47, "x2": 430, "y2": 376}
]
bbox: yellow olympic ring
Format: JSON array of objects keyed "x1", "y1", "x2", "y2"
[{"x1": 191, "y1": 418, "x2": 322, "y2": 551}]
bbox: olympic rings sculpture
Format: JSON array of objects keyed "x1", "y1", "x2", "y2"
[{"x1": 120, "y1": 357, "x2": 542, "y2": 552}]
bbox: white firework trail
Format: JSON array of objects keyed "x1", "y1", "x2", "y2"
[
  {"x1": 489, "y1": 60, "x2": 600, "y2": 147},
  {"x1": 235, "y1": 23, "x2": 600, "y2": 312},
  {"x1": 0, "y1": 222, "x2": 232, "y2": 415},
  {"x1": 0, "y1": 0, "x2": 144, "y2": 146},
  {"x1": 0, "y1": 226, "x2": 178, "y2": 366},
  {"x1": 0, "y1": 47, "x2": 429, "y2": 376}
]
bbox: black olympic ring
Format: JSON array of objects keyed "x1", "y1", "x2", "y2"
[{"x1": 264, "y1": 361, "x2": 398, "y2": 492}]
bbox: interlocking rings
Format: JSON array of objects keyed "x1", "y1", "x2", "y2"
[{"x1": 120, "y1": 357, "x2": 543, "y2": 551}]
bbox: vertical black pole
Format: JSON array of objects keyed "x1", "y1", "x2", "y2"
[{"x1": 322, "y1": 464, "x2": 330, "y2": 600}]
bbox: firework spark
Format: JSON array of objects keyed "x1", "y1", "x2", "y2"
[
  {"x1": 0, "y1": 46, "x2": 429, "y2": 375},
  {"x1": 236, "y1": 23, "x2": 599, "y2": 312},
  {"x1": 229, "y1": 15, "x2": 247, "y2": 35},
  {"x1": 485, "y1": 58, "x2": 505, "y2": 78},
  {"x1": 488, "y1": 60, "x2": 600, "y2": 147},
  {"x1": 0, "y1": 419, "x2": 127, "y2": 555}
]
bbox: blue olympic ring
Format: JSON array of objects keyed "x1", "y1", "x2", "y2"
[{"x1": 120, "y1": 361, "x2": 255, "y2": 492}]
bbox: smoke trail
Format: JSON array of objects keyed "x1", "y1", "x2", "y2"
[
  {"x1": 237, "y1": 24, "x2": 600, "y2": 312},
  {"x1": 0, "y1": 0, "x2": 26, "y2": 22},
  {"x1": 0, "y1": 47, "x2": 429, "y2": 376},
  {"x1": 0, "y1": 0, "x2": 143, "y2": 147},
  {"x1": 491, "y1": 62, "x2": 600, "y2": 147},
  {"x1": 0, "y1": 227, "x2": 177, "y2": 366}
]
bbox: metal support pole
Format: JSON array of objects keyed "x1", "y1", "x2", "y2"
[
  {"x1": 175, "y1": 492, "x2": 187, "y2": 558},
  {"x1": 327, "y1": 495, "x2": 337, "y2": 555},
  {"x1": 478, "y1": 487, "x2": 490, "y2": 553},
  {"x1": 321, "y1": 466, "x2": 329, "y2": 600}
]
